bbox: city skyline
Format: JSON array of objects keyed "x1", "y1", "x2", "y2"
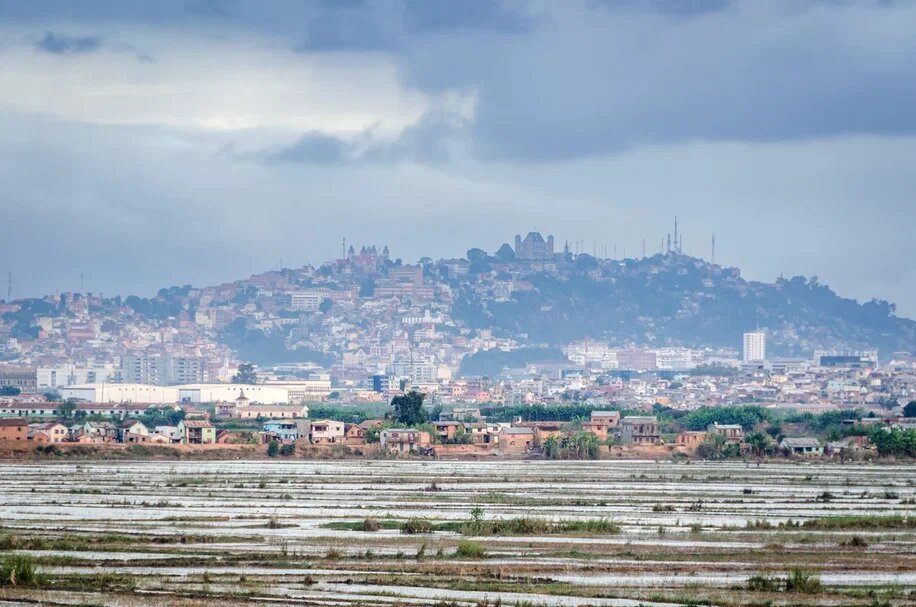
[{"x1": 0, "y1": 1, "x2": 915, "y2": 315}]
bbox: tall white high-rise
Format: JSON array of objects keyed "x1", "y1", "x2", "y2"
[{"x1": 743, "y1": 331, "x2": 766, "y2": 363}]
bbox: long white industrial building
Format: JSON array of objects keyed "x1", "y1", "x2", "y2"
[{"x1": 61, "y1": 379, "x2": 331, "y2": 405}]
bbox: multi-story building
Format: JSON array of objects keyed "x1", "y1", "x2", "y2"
[
  {"x1": 620, "y1": 416, "x2": 660, "y2": 444},
  {"x1": 0, "y1": 366, "x2": 37, "y2": 391},
  {"x1": 37, "y1": 364, "x2": 118, "y2": 389},
  {"x1": 743, "y1": 331, "x2": 766, "y2": 363},
  {"x1": 121, "y1": 355, "x2": 204, "y2": 385}
]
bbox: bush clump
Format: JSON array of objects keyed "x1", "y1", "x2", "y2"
[
  {"x1": 400, "y1": 518, "x2": 434, "y2": 534},
  {"x1": 0, "y1": 555, "x2": 40, "y2": 587},
  {"x1": 746, "y1": 574, "x2": 780, "y2": 592},
  {"x1": 785, "y1": 569, "x2": 822, "y2": 594},
  {"x1": 455, "y1": 540, "x2": 486, "y2": 559},
  {"x1": 361, "y1": 517, "x2": 380, "y2": 532}
]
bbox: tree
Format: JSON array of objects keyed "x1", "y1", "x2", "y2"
[
  {"x1": 543, "y1": 435, "x2": 560, "y2": 459},
  {"x1": 0, "y1": 386, "x2": 21, "y2": 396},
  {"x1": 745, "y1": 431, "x2": 773, "y2": 457},
  {"x1": 55, "y1": 399, "x2": 77, "y2": 420},
  {"x1": 267, "y1": 440, "x2": 280, "y2": 457},
  {"x1": 466, "y1": 248, "x2": 487, "y2": 262},
  {"x1": 389, "y1": 390, "x2": 429, "y2": 426},
  {"x1": 903, "y1": 401, "x2": 916, "y2": 418},
  {"x1": 232, "y1": 363, "x2": 258, "y2": 384},
  {"x1": 319, "y1": 298, "x2": 333, "y2": 313}
]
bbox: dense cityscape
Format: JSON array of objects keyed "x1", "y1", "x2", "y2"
[{"x1": 0, "y1": 230, "x2": 914, "y2": 458}]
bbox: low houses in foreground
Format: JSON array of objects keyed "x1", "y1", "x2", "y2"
[
  {"x1": 380, "y1": 428, "x2": 431, "y2": 454},
  {"x1": 217, "y1": 389, "x2": 309, "y2": 420},
  {"x1": 582, "y1": 410, "x2": 620, "y2": 439},
  {"x1": 0, "y1": 418, "x2": 28, "y2": 441},
  {"x1": 780, "y1": 437, "x2": 823, "y2": 456},
  {"x1": 309, "y1": 419, "x2": 344, "y2": 444},
  {"x1": 675, "y1": 430, "x2": 707, "y2": 450},
  {"x1": 500, "y1": 426, "x2": 536, "y2": 454},
  {"x1": 620, "y1": 416, "x2": 661, "y2": 444},
  {"x1": 263, "y1": 420, "x2": 310, "y2": 443},
  {"x1": 120, "y1": 420, "x2": 150, "y2": 443},
  {"x1": 708, "y1": 423, "x2": 744, "y2": 443},
  {"x1": 177, "y1": 419, "x2": 215, "y2": 444},
  {"x1": 28, "y1": 422, "x2": 68, "y2": 443}
]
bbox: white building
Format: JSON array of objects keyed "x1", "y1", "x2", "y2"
[
  {"x1": 743, "y1": 331, "x2": 767, "y2": 363},
  {"x1": 37, "y1": 364, "x2": 118, "y2": 389},
  {"x1": 655, "y1": 348, "x2": 698, "y2": 371},
  {"x1": 61, "y1": 383, "x2": 180, "y2": 404},
  {"x1": 289, "y1": 290, "x2": 322, "y2": 312}
]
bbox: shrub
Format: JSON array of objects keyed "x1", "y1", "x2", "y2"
[
  {"x1": 747, "y1": 574, "x2": 780, "y2": 592},
  {"x1": 361, "y1": 517, "x2": 380, "y2": 532},
  {"x1": 785, "y1": 569, "x2": 821, "y2": 594},
  {"x1": 455, "y1": 540, "x2": 486, "y2": 559},
  {"x1": 401, "y1": 518, "x2": 434, "y2": 534},
  {"x1": 843, "y1": 535, "x2": 868, "y2": 547},
  {"x1": 279, "y1": 443, "x2": 296, "y2": 456},
  {"x1": 0, "y1": 555, "x2": 39, "y2": 587},
  {"x1": 266, "y1": 440, "x2": 280, "y2": 457}
]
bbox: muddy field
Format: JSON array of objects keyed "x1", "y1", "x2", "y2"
[{"x1": 0, "y1": 460, "x2": 914, "y2": 606}]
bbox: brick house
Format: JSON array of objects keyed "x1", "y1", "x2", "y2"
[
  {"x1": 0, "y1": 418, "x2": 28, "y2": 441},
  {"x1": 620, "y1": 416, "x2": 661, "y2": 444}
]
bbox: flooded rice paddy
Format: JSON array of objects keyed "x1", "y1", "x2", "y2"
[{"x1": 0, "y1": 459, "x2": 914, "y2": 606}]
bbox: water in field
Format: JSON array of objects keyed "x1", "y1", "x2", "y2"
[{"x1": 0, "y1": 460, "x2": 914, "y2": 606}]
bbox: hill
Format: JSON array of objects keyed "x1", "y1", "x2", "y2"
[{"x1": 448, "y1": 253, "x2": 915, "y2": 357}]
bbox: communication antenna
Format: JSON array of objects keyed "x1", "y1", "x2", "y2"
[
  {"x1": 674, "y1": 216, "x2": 678, "y2": 253},
  {"x1": 6, "y1": 270, "x2": 10, "y2": 301},
  {"x1": 80, "y1": 272, "x2": 84, "y2": 294},
  {"x1": 642, "y1": 238, "x2": 646, "y2": 258},
  {"x1": 342, "y1": 237, "x2": 346, "y2": 260},
  {"x1": 711, "y1": 234, "x2": 716, "y2": 264}
]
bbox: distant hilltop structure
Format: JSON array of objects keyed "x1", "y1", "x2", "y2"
[{"x1": 514, "y1": 232, "x2": 555, "y2": 261}]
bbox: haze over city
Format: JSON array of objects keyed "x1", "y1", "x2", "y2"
[{"x1": 1, "y1": 1, "x2": 915, "y2": 316}]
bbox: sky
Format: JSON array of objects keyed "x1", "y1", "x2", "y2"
[{"x1": 1, "y1": 0, "x2": 915, "y2": 317}]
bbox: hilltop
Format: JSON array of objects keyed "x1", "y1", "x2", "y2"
[
  {"x1": 446, "y1": 252, "x2": 915, "y2": 358},
  {"x1": 1, "y1": 247, "x2": 913, "y2": 370}
]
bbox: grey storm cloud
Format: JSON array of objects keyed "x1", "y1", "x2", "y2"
[
  {"x1": 35, "y1": 31, "x2": 102, "y2": 55},
  {"x1": 262, "y1": 110, "x2": 467, "y2": 165},
  {"x1": 1, "y1": 0, "x2": 916, "y2": 318},
  {"x1": 265, "y1": 131, "x2": 350, "y2": 164}
]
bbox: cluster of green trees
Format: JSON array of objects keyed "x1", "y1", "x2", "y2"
[
  {"x1": 696, "y1": 433, "x2": 743, "y2": 459},
  {"x1": 869, "y1": 427, "x2": 916, "y2": 457},
  {"x1": 267, "y1": 440, "x2": 296, "y2": 457},
  {"x1": 678, "y1": 406, "x2": 771, "y2": 431},
  {"x1": 481, "y1": 404, "x2": 616, "y2": 423},
  {"x1": 543, "y1": 432, "x2": 600, "y2": 460}
]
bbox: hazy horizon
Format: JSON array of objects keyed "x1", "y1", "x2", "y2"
[{"x1": 2, "y1": 1, "x2": 915, "y2": 316}]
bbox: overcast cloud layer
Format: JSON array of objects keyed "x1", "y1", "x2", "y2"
[{"x1": 1, "y1": 0, "x2": 915, "y2": 317}]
